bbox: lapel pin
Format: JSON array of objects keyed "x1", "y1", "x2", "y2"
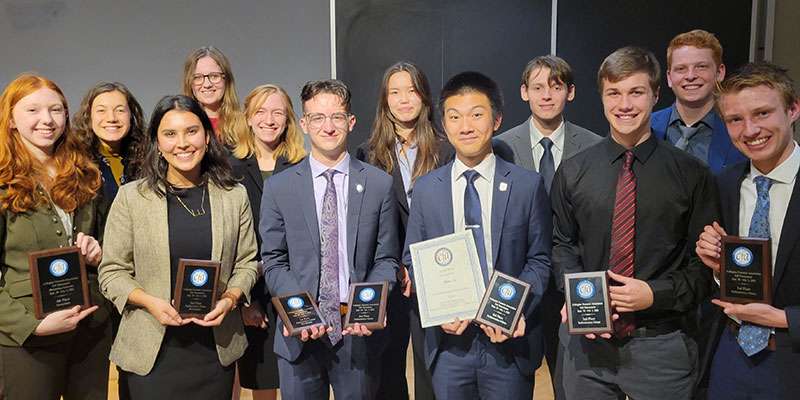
[
  {"x1": 356, "y1": 184, "x2": 364, "y2": 193},
  {"x1": 499, "y1": 182, "x2": 508, "y2": 192}
]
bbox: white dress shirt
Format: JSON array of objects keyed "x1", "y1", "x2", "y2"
[{"x1": 451, "y1": 154, "x2": 495, "y2": 276}]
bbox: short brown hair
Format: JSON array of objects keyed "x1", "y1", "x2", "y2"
[
  {"x1": 300, "y1": 79, "x2": 352, "y2": 113},
  {"x1": 715, "y1": 62, "x2": 798, "y2": 113},
  {"x1": 521, "y1": 55, "x2": 574, "y2": 88},
  {"x1": 597, "y1": 46, "x2": 661, "y2": 93},
  {"x1": 667, "y1": 29, "x2": 723, "y2": 68}
]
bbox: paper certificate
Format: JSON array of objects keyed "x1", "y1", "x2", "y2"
[{"x1": 409, "y1": 230, "x2": 486, "y2": 328}]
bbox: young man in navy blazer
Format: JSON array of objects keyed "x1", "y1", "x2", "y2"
[
  {"x1": 696, "y1": 62, "x2": 800, "y2": 399},
  {"x1": 403, "y1": 71, "x2": 553, "y2": 399},
  {"x1": 260, "y1": 79, "x2": 399, "y2": 400}
]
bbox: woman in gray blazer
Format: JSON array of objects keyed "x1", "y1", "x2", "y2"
[{"x1": 98, "y1": 95, "x2": 258, "y2": 399}]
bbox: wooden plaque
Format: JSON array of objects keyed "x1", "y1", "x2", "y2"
[
  {"x1": 344, "y1": 281, "x2": 388, "y2": 330},
  {"x1": 173, "y1": 259, "x2": 221, "y2": 318},
  {"x1": 474, "y1": 271, "x2": 530, "y2": 336},
  {"x1": 29, "y1": 246, "x2": 90, "y2": 319},
  {"x1": 271, "y1": 291, "x2": 326, "y2": 336},
  {"x1": 720, "y1": 236, "x2": 772, "y2": 304}
]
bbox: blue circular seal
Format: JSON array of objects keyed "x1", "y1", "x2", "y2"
[
  {"x1": 576, "y1": 280, "x2": 595, "y2": 299},
  {"x1": 498, "y1": 283, "x2": 516, "y2": 300},
  {"x1": 359, "y1": 287, "x2": 376, "y2": 302},
  {"x1": 434, "y1": 248, "x2": 453, "y2": 266},
  {"x1": 49, "y1": 259, "x2": 68, "y2": 277},
  {"x1": 190, "y1": 269, "x2": 208, "y2": 287},
  {"x1": 732, "y1": 247, "x2": 754, "y2": 267},
  {"x1": 287, "y1": 296, "x2": 304, "y2": 309}
]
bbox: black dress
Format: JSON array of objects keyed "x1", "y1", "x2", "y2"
[{"x1": 126, "y1": 185, "x2": 235, "y2": 399}]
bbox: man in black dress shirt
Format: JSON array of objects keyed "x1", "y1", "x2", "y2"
[{"x1": 550, "y1": 46, "x2": 720, "y2": 400}]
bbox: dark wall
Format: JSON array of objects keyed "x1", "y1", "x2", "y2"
[{"x1": 336, "y1": 0, "x2": 551, "y2": 152}]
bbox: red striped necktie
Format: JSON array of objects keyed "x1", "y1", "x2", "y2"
[{"x1": 610, "y1": 150, "x2": 635, "y2": 338}]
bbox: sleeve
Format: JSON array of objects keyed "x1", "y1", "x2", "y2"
[
  {"x1": 519, "y1": 174, "x2": 553, "y2": 318},
  {"x1": 786, "y1": 305, "x2": 800, "y2": 351},
  {"x1": 365, "y1": 178, "x2": 400, "y2": 288},
  {"x1": 97, "y1": 186, "x2": 144, "y2": 313},
  {"x1": 0, "y1": 212, "x2": 41, "y2": 345},
  {"x1": 403, "y1": 181, "x2": 427, "y2": 287},
  {"x1": 226, "y1": 186, "x2": 259, "y2": 304},
  {"x1": 260, "y1": 179, "x2": 303, "y2": 297},
  {"x1": 550, "y1": 164, "x2": 584, "y2": 292}
]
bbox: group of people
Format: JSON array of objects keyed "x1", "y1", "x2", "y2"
[{"x1": 0, "y1": 27, "x2": 797, "y2": 400}]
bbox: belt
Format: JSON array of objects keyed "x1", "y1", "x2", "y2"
[
  {"x1": 624, "y1": 321, "x2": 682, "y2": 338},
  {"x1": 726, "y1": 319, "x2": 776, "y2": 351},
  {"x1": 340, "y1": 303, "x2": 348, "y2": 316}
]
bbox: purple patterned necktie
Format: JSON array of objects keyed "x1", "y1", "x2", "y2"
[{"x1": 319, "y1": 169, "x2": 342, "y2": 345}]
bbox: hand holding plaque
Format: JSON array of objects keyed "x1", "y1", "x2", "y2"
[
  {"x1": 564, "y1": 271, "x2": 612, "y2": 335},
  {"x1": 475, "y1": 271, "x2": 530, "y2": 336},
  {"x1": 720, "y1": 236, "x2": 772, "y2": 304},
  {"x1": 344, "y1": 282, "x2": 388, "y2": 332},
  {"x1": 173, "y1": 259, "x2": 221, "y2": 318},
  {"x1": 29, "y1": 246, "x2": 91, "y2": 319},
  {"x1": 272, "y1": 291, "x2": 326, "y2": 337}
]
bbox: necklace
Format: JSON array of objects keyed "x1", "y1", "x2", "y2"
[{"x1": 174, "y1": 186, "x2": 206, "y2": 217}]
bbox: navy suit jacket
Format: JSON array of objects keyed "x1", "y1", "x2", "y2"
[
  {"x1": 699, "y1": 161, "x2": 800, "y2": 395},
  {"x1": 260, "y1": 155, "x2": 400, "y2": 362},
  {"x1": 402, "y1": 156, "x2": 553, "y2": 375},
  {"x1": 651, "y1": 103, "x2": 746, "y2": 173}
]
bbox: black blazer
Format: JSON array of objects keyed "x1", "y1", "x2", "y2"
[{"x1": 698, "y1": 161, "x2": 800, "y2": 397}]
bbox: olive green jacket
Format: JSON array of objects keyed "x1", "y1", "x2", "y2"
[
  {"x1": 0, "y1": 188, "x2": 110, "y2": 347},
  {"x1": 98, "y1": 180, "x2": 258, "y2": 376}
]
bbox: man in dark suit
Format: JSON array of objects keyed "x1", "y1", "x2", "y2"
[
  {"x1": 260, "y1": 79, "x2": 399, "y2": 399},
  {"x1": 404, "y1": 71, "x2": 553, "y2": 399},
  {"x1": 695, "y1": 62, "x2": 800, "y2": 399},
  {"x1": 651, "y1": 29, "x2": 746, "y2": 173},
  {"x1": 492, "y1": 55, "x2": 600, "y2": 399}
]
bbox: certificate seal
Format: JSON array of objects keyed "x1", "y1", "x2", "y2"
[
  {"x1": 287, "y1": 296, "x2": 304, "y2": 309},
  {"x1": 49, "y1": 259, "x2": 68, "y2": 277},
  {"x1": 359, "y1": 287, "x2": 376, "y2": 302},
  {"x1": 434, "y1": 247, "x2": 453, "y2": 266},
  {"x1": 498, "y1": 283, "x2": 516, "y2": 300},
  {"x1": 732, "y1": 247, "x2": 753, "y2": 267},
  {"x1": 190, "y1": 269, "x2": 209, "y2": 287},
  {"x1": 576, "y1": 280, "x2": 595, "y2": 299}
]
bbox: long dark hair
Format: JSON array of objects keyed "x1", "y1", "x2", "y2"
[
  {"x1": 368, "y1": 61, "x2": 444, "y2": 183},
  {"x1": 139, "y1": 94, "x2": 235, "y2": 196}
]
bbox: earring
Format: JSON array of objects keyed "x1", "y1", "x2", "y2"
[{"x1": 158, "y1": 150, "x2": 163, "y2": 158}]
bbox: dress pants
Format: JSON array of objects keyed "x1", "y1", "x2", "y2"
[
  {"x1": 707, "y1": 325, "x2": 779, "y2": 399},
  {"x1": 376, "y1": 281, "x2": 411, "y2": 400}
]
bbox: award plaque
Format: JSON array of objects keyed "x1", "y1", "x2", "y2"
[
  {"x1": 564, "y1": 271, "x2": 612, "y2": 335},
  {"x1": 271, "y1": 291, "x2": 326, "y2": 336},
  {"x1": 409, "y1": 231, "x2": 486, "y2": 328},
  {"x1": 475, "y1": 271, "x2": 531, "y2": 336},
  {"x1": 720, "y1": 236, "x2": 772, "y2": 304},
  {"x1": 173, "y1": 259, "x2": 221, "y2": 318},
  {"x1": 28, "y1": 246, "x2": 90, "y2": 319},
  {"x1": 344, "y1": 281, "x2": 389, "y2": 330}
]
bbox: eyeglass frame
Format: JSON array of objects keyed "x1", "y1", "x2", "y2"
[
  {"x1": 192, "y1": 72, "x2": 226, "y2": 86},
  {"x1": 302, "y1": 112, "x2": 352, "y2": 129}
]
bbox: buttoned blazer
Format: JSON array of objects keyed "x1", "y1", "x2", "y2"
[
  {"x1": 492, "y1": 117, "x2": 602, "y2": 171},
  {"x1": 651, "y1": 103, "x2": 747, "y2": 173},
  {"x1": 98, "y1": 180, "x2": 259, "y2": 376},
  {"x1": 697, "y1": 161, "x2": 800, "y2": 395},
  {"x1": 402, "y1": 157, "x2": 553, "y2": 375},
  {"x1": 260, "y1": 156, "x2": 400, "y2": 362}
]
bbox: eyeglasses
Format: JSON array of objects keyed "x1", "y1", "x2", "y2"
[
  {"x1": 304, "y1": 112, "x2": 350, "y2": 129},
  {"x1": 192, "y1": 73, "x2": 226, "y2": 85}
]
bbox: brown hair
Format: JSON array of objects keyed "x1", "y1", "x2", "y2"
[
  {"x1": 667, "y1": 29, "x2": 723, "y2": 68},
  {"x1": 715, "y1": 62, "x2": 798, "y2": 113},
  {"x1": 521, "y1": 55, "x2": 575, "y2": 88},
  {"x1": 300, "y1": 79, "x2": 352, "y2": 113},
  {"x1": 232, "y1": 84, "x2": 307, "y2": 163},
  {"x1": 0, "y1": 74, "x2": 101, "y2": 213},
  {"x1": 181, "y1": 46, "x2": 243, "y2": 147},
  {"x1": 367, "y1": 61, "x2": 445, "y2": 182},
  {"x1": 597, "y1": 46, "x2": 661, "y2": 93}
]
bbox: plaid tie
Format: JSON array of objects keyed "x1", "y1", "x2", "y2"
[{"x1": 610, "y1": 151, "x2": 636, "y2": 338}]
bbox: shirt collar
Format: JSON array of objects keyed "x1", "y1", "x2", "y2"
[
  {"x1": 668, "y1": 105, "x2": 715, "y2": 129},
  {"x1": 309, "y1": 152, "x2": 350, "y2": 178},
  {"x1": 529, "y1": 118, "x2": 565, "y2": 151},
  {"x1": 453, "y1": 153, "x2": 496, "y2": 181},
  {"x1": 395, "y1": 136, "x2": 419, "y2": 151},
  {"x1": 604, "y1": 131, "x2": 658, "y2": 165},
  {"x1": 749, "y1": 141, "x2": 800, "y2": 184}
]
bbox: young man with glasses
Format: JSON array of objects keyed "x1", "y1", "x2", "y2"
[{"x1": 260, "y1": 79, "x2": 399, "y2": 399}]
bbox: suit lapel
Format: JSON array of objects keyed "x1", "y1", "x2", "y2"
[
  {"x1": 435, "y1": 163, "x2": 455, "y2": 235},
  {"x1": 490, "y1": 160, "x2": 511, "y2": 267},
  {"x1": 773, "y1": 164, "x2": 800, "y2": 292},
  {"x1": 391, "y1": 166, "x2": 409, "y2": 214},
  {"x1": 709, "y1": 113, "x2": 729, "y2": 173},
  {"x1": 245, "y1": 157, "x2": 263, "y2": 195},
  {"x1": 347, "y1": 158, "x2": 366, "y2": 275},
  {"x1": 147, "y1": 186, "x2": 172, "y2": 300},
  {"x1": 563, "y1": 122, "x2": 579, "y2": 158},
  {"x1": 514, "y1": 118, "x2": 536, "y2": 170},
  {"x1": 208, "y1": 183, "x2": 224, "y2": 262},
  {"x1": 296, "y1": 159, "x2": 321, "y2": 255},
  {"x1": 726, "y1": 164, "x2": 748, "y2": 235}
]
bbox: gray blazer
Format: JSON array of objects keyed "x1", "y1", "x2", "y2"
[
  {"x1": 493, "y1": 117, "x2": 602, "y2": 170},
  {"x1": 98, "y1": 180, "x2": 259, "y2": 376}
]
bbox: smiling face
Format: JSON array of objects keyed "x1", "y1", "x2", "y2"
[
  {"x1": 521, "y1": 67, "x2": 574, "y2": 129},
  {"x1": 10, "y1": 87, "x2": 67, "y2": 161},
  {"x1": 443, "y1": 92, "x2": 501, "y2": 167},
  {"x1": 248, "y1": 92, "x2": 287, "y2": 149},
  {"x1": 667, "y1": 46, "x2": 725, "y2": 107},
  {"x1": 601, "y1": 72, "x2": 659, "y2": 148},
  {"x1": 720, "y1": 85, "x2": 800, "y2": 174},
  {"x1": 387, "y1": 71, "x2": 423, "y2": 127},
  {"x1": 191, "y1": 56, "x2": 226, "y2": 112},
  {"x1": 157, "y1": 109, "x2": 209, "y2": 186},
  {"x1": 299, "y1": 92, "x2": 355, "y2": 166},
  {"x1": 90, "y1": 90, "x2": 130, "y2": 151}
]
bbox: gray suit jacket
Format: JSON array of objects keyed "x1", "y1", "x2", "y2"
[
  {"x1": 99, "y1": 180, "x2": 259, "y2": 375},
  {"x1": 260, "y1": 156, "x2": 400, "y2": 362},
  {"x1": 493, "y1": 117, "x2": 602, "y2": 170}
]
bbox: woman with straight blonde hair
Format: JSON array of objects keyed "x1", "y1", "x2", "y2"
[{"x1": 231, "y1": 84, "x2": 306, "y2": 400}]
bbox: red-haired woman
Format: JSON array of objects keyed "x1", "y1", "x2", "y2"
[{"x1": 0, "y1": 74, "x2": 109, "y2": 399}]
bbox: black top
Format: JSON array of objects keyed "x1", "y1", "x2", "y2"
[{"x1": 550, "y1": 133, "x2": 721, "y2": 326}]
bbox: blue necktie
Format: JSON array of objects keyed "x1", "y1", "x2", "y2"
[
  {"x1": 738, "y1": 175, "x2": 773, "y2": 356},
  {"x1": 319, "y1": 169, "x2": 342, "y2": 345},
  {"x1": 539, "y1": 137, "x2": 555, "y2": 193},
  {"x1": 463, "y1": 170, "x2": 489, "y2": 285}
]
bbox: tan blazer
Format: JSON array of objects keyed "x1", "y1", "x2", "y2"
[{"x1": 98, "y1": 180, "x2": 258, "y2": 376}]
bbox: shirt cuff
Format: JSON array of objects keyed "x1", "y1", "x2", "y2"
[{"x1": 645, "y1": 279, "x2": 673, "y2": 310}]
